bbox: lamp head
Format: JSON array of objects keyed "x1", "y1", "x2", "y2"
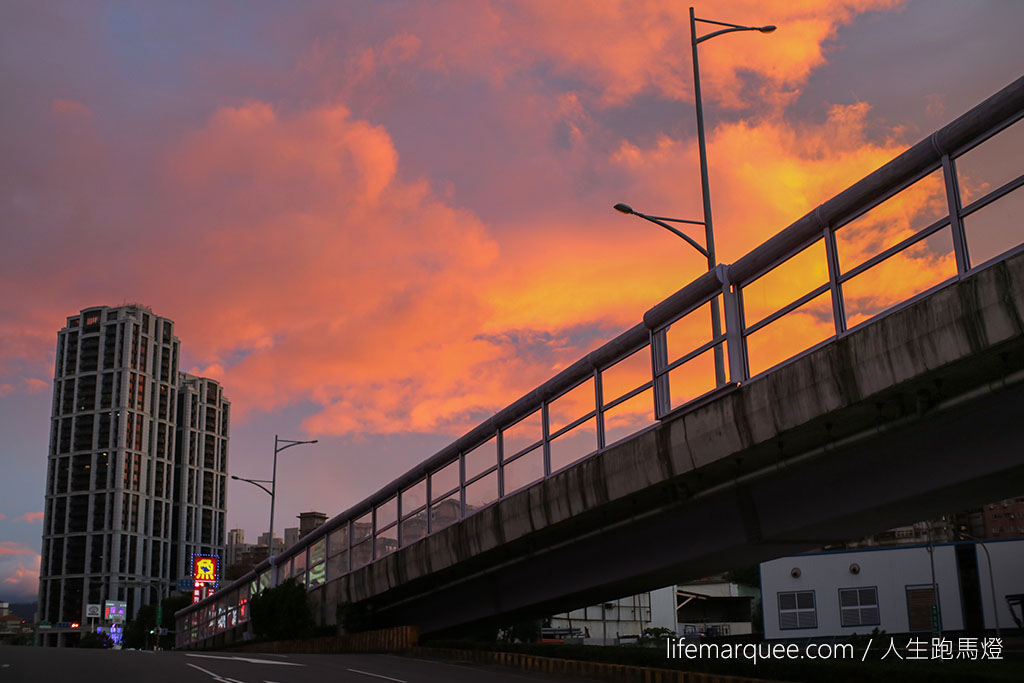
[
  {"x1": 230, "y1": 475, "x2": 240, "y2": 480},
  {"x1": 613, "y1": 203, "x2": 634, "y2": 215},
  {"x1": 759, "y1": 25, "x2": 777, "y2": 33}
]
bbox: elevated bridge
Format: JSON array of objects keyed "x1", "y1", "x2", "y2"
[{"x1": 177, "y1": 75, "x2": 1024, "y2": 647}]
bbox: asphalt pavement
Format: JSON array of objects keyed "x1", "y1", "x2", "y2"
[{"x1": 0, "y1": 647, "x2": 606, "y2": 683}]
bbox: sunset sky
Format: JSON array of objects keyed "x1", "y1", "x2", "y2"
[{"x1": 1, "y1": 0, "x2": 1021, "y2": 601}]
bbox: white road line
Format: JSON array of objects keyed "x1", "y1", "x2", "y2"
[
  {"x1": 185, "y1": 653, "x2": 305, "y2": 666},
  {"x1": 185, "y1": 662, "x2": 248, "y2": 683},
  {"x1": 346, "y1": 668, "x2": 407, "y2": 683}
]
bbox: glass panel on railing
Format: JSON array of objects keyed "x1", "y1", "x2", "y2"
[
  {"x1": 835, "y1": 168, "x2": 947, "y2": 275},
  {"x1": 465, "y1": 470, "x2": 498, "y2": 514},
  {"x1": 746, "y1": 291, "x2": 834, "y2": 377},
  {"x1": 292, "y1": 549, "x2": 306, "y2": 573},
  {"x1": 400, "y1": 515, "x2": 427, "y2": 546},
  {"x1": 327, "y1": 550, "x2": 348, "y2": 580},
  {"x1": 430, "y1": 491, "x2": 461, "y2": 530},
  {"x1": 665, "y1": 299, "x2": 719, "y2": 364},
  {"x1": 604, "y1": 387, "x2": 654, "y2": 445},
  {"x1": 352, "y1": 538, "x2": 373, "y2": 568},
  {"x1": 308, "y1": 560, "x2": 326, "y2": 589},
  {"x1": 503, "y1": 446, "x2": 544, "y2": 494},
  {"x1": 375, "y1": 524, "x2": 398, "y2": 559},
  {"x1": 376, "y1": 496, "x2": 398, "y2": 530},
  {"x1": 548, "y1": 377, "x2": 595, "y2": 434},
  {"x1": 503, "y1": 409, "x2": 542, "y2": 459},
  {"x1": 310, "y1": 538, "x2": 326, "y2": 567},
  {"x1": 430, "y1": 459, "x2": 460, "y2": 500},
  {"x1": 843, "y1": 225, "x2": 956, "y2": 329},
  {"x1": 549, "y1": 417, "x2": 597, "y2": 473},
  {"x1": 328, "y1": 525, "x2": 349, "y2": 557},
  {"x1": 742, "y1": 240, "x2": 827, "y2": 330},
  {"x1": 401, "y1": 478, "x2": 427, "y2": 517},
  {"x1": 464, "y1": 436, "x2": 497, "y2": 481},
  {"x1": 353, "y1": 512, "x2": 372, "y2": 543},
  {"x1": 957, "y1": 118, "x2": 1024, "y2": 208},
  {"x1": 963, "y1": 185, "x2": 1024, "y2": 268},
  {"x1": 601, "y1": 346, "x2": 651, "y2": 406},
  {"x1": 667, "y1": 347, "x2": 718, "y2": 412}
]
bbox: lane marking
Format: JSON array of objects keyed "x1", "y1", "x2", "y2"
[
  {"x1": 185, "y1": 653, "x2": 305, "y2": 667},
  {"x1": 185, "y1": 662, "x2": 248, "y2": 683},
  {"x1": 346, "y1": 668, "x2": 407, "y2": 682}
]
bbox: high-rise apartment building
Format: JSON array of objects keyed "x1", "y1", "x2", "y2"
[{"x1": 38, "y1": 305, "x2": 229, "y2": 646}]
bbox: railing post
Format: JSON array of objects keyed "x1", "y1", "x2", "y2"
[
  {"x1": 650, "y1": 328, "x2": 670, "y2": 418},
  {"x1": 822, "y1": 223, "x2": 847, "y2": 336},
  {"x1": 541, "y1": 400, "x2": 551, "y2": 476},
  {"x1": 496, "y1": 430, "x2": 505, "y2": 498},
  {"x1": 719, "y1": 269, "x2": 747, "y2": 384},
  {"x1": 942, "y1": 153, "x2": 971, "y2": 274},
  {"x1": 594, "y1": 367, "x2": 605, "y2": 450}
]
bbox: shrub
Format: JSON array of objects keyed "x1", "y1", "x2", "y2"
[{"x1": 249, "y1": 578, "x2": 314, "y2": 641}]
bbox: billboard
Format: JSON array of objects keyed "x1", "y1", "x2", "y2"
[
  {"x1": 104, "y1": 600, "x2": 127, "y2": 622},
  {"x1": 192, "y1": 554, "x2": 219, "y2": 583}
]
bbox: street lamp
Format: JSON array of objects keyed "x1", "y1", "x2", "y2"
[
  {"x1": 691, "y1": 7, "x2": 776, "y2": 274},
  {"x1": 232, "y1": 434, "x2": 317, "y2": 557},
  {"x1": 958, "y1": 530, "x2": 1001, "y2": 638},
  {"x1": 614, "y1": 200, "x2": 727, "y2": 384},
  {"x1": 613, "y1": 10, "x2": 774, "y2": 387}
]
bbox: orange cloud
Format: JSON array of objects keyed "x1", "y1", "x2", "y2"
[{"x1": 3, "y1": 0, "x2": 998, "y2": 447}]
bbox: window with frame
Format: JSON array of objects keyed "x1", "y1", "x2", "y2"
[
  {"x1": 839, "y1": 587, "x2": 880, "y2": 627},
  {"x1": 778, "y1": 590, "x2": 817, "y2": 629}
]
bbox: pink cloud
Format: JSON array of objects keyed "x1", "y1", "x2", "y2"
[
  {"x1": 14, "y1": 513, "x2": 44, "y2": 524},
  {"x1": 23, "y1": 378, "x2": 49, "y2": 394},
  {"x1": 2, "y1": 555, "x2": 41, "y2": 598},
  {"x1": 51, "y1": 98, "x2": 92, "y2": 118},
  {"x1": 0, "y1": 542, "x2": 33, "y2": 557}
]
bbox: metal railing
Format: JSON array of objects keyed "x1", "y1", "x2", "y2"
[{"x1": 176, "y1": 75, "x2": 1024, "y2": 647}]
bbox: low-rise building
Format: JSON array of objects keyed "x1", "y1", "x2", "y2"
[{"x1": 760, "y1": 538, "x2": 1024, "y2": 639}]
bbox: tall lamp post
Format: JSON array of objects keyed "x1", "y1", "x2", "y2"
[
  {"x1": 690, "y1": 6, "x2": 776, "y2": 272},
  {"x1": 232, "y1": 434, "x2": 317, "y2": 557},
  {"x1": 958, "y1": 530, "x2": 1001, "y2": 638},
  {"x1": 615, "y1": 9, "x2": 774, "y2": 386}
]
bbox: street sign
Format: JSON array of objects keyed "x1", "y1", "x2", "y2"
[{"x1": 86, "y1": 604, "x2": 102, "y2": 618}]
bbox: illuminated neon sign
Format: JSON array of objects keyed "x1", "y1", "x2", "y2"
[{"x1": 192, "y1": 554, "x2": 219, "y2": 583}]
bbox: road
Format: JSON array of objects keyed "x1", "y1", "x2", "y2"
[{"x1": 0, "y1": 647, "x2": 606, "y2": 683}]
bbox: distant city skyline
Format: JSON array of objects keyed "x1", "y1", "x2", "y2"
[{"x1": 2, "y1": 0, "x2": 1023, "y2": 601}]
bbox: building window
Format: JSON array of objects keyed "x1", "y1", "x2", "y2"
[
  {"x1": 778, "y1": 591, "x2": 817, "y2": 630},
  {"x1": 839, "y1": 587, "x2": 880, "y2": 627}
]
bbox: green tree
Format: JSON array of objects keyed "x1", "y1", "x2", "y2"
[
  {"x1": 249, "y1": 578, "x2": 314, "y2": 641},
  {"x1": 123, "y1": 594, "x2": 193, "y2": 649}
]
